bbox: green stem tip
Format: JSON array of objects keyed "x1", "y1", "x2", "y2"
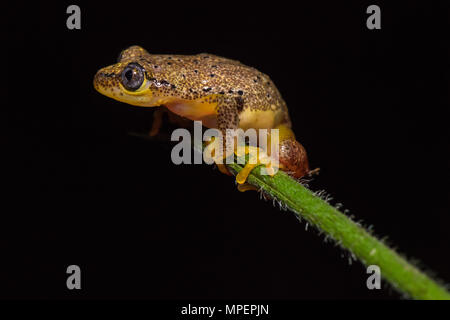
[{"x1": 226, "y1": 162, "x2": 450, "y2": 300}]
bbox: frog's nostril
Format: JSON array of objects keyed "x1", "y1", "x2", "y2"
[
  {"x1": 93, "y1": 71, "x2": 109, "y2": 91},
  {"x1": 94, "y1": 72, "x2": 102, "y2": 84}
]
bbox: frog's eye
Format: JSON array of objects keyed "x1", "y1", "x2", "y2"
[{"x1": 121, "y1": 63, "x2": 145, "y2": 91}]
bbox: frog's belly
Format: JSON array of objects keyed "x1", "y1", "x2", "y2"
[
  {"x1": 165, "y1": 100, "x2": 217, "y2": 128},
  {"x1": 238, "y1": 108, "x2": 285, "y2": 131}
]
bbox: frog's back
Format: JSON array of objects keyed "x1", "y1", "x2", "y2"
[
  {"x1": 143, "y1": 52, "x2": 291, "y2": 127},
  {"x1": 95, "y1": 46, "x2": 291, "y2": 130}
]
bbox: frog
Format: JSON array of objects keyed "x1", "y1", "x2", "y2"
[{"x1": 93, "y1": 45, "x2": 314, "y2": 189}]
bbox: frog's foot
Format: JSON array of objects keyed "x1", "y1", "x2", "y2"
[
  {"x1": 235, "y1": 145, "x2": 276, "y2": 184},
  {"x1": 307, "y1": 167, "x2": 321, "y2": 177},
  {"x1": 204, "y1": 137, "x2": 234, "y2": 176}
]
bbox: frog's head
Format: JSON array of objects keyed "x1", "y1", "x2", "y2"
[{"x1": 94, "y1": 46, "x2": 160, "y2": 106}]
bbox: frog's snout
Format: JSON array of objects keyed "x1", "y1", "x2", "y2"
[
  {"x1": 94, "y1": 64, "x2": 157, "y2": 107},
  {"x1": 93, "y1": 68, "x2": 120, "y2": 95}
]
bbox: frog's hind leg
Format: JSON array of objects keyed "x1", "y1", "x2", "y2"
[
  {"x1": 234, "y1": 124, "x2": 316, "y2": 185},
  {"x1": 205, "y1": 135, "x2": 274, "y2": 182},
  {"x1": 232, "y1": 124, "x2": 291, "y2": 185}
]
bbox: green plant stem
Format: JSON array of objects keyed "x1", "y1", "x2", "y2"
[
  {"x1": 131, "y1": 133, "x2": 449, "y2": 299},
  {"x1": 225, "y1": 163, "x2": 450, "y2": 300}
]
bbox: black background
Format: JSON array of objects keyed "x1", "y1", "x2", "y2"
[{"x1": 3, "y1": 1, "x2": 449, "y2": 300}]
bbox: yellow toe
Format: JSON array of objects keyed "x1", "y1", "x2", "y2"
[{"x1": 237, "y1": 183, "x2": 259, "y2": 192}]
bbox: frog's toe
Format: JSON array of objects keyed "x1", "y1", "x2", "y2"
[
  {"x1": 237, "y1": 183, "x2": 259, "y2": 192},
  {"x1": 236, "y1": 163, "x2": 259, "y2": 184}
]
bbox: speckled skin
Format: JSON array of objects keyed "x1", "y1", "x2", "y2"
[
  {"x1": 94, "y1": 45, "x2": 291, "y2": 131},
  {"x1": 94, "y1": 46, "x2": 310, "y2": 179}
]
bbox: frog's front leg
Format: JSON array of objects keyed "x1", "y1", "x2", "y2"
[
  {"x1": 149, "y1": 107, "x2": 165, "y2": 136},
  {"x1": 203, "y1": 135, "x2": 234, "y2": 176},
  {"x1": 203, "y1": 96, "x2": 242, "y2": 177},
  {"x1": 149, "y1": 107, "x2": 193, "y2": 136},
  {"x1": 204, "y1": 96, "x2": 275, "y2": 184}
]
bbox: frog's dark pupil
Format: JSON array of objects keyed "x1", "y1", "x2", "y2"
[{"x1": 125, "y1": 69, "x2": 133, "y2": 82}]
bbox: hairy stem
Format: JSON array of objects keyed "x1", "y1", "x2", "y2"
[
  {"x1": 132, "y1": 132, "x2": 450, "y2": 299},
  {"x1": 225, "y1": 163, "x2": 450, "y2": 300}
]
